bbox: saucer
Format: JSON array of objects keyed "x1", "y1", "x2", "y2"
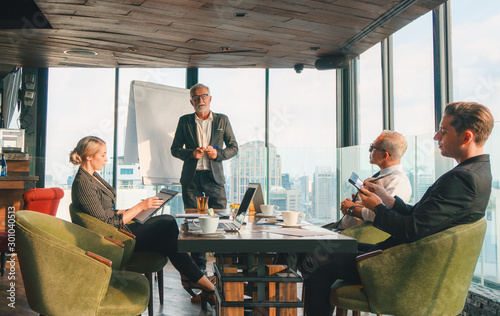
[
  {"x1": 190, "y1": 230, "x2": 224, "y2": 237},
  {"x1": 276, "y1": 222, "x2": 309, "y2": 228}
]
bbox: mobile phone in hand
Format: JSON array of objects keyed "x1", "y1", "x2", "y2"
[{"x1": 348, "y1": 172, "x2": 367, "y2": 195}]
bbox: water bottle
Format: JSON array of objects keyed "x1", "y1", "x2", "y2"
[{"x1": 0, "y1": 154, "x2": 7, "y2": 176}]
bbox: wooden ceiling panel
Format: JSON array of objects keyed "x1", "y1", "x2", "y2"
[{"x1": 0, "y1": 0, "x2": 447, "y2": 79}]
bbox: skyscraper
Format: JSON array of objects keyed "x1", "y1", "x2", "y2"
[
  {"x1": 230, "y1": 141, "x2": 282, "y2": 203},
  {"x1": 312, "y1": 166, "x2": 335, "y2": 221}
]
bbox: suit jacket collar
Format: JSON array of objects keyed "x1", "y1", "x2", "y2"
[{"x1": 455, "y1": 154, "x2": 490, "y2": 168}]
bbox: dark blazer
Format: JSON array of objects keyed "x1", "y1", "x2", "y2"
[
  {"x1": 71, "y1": 167, "x2": 129, "y2": 231},
  {"x1": 372, "y1": 154, "x2": 491, "y2": 250},
  {"x1": 171, "y1": 112, "x2": 238, "y2": 186}
]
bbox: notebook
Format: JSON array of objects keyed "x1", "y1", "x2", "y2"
[
  {"x1": 134, "y1": 188, "x2": 178, "y2": 224},
  {"x1": 218, "y1": 183, "x2": 259, "y2": 231}
]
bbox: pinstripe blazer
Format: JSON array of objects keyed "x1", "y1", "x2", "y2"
[{"x1": 71, "y1": 167, "x2": 129, "y2": 231}]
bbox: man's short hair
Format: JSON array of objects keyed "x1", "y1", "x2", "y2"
[
  {"x1": 190, "y1": 83, "x2": 210, "y2": 96},
  {"x1": 444, "y1": 102, "x2": 494, "y2": 145},
  {"x1": 378, "y1": 130, "x2": 407, "y2": 161}
]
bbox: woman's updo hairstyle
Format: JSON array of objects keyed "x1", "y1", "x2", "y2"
[{"x1": 69, "y1": 136, "x2": 106, "y2": 165}]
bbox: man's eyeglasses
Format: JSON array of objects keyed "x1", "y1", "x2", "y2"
[
  {"x1": 191, "y1": 94, "x2": 210, "y2": 102},
  {"x1": 369, "y1": 143, "x2": 391, "y2": 156}
]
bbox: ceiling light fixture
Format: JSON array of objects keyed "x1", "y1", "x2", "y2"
[{"x1": 63, "y1": 49, "x2": 98, "y2": 56}]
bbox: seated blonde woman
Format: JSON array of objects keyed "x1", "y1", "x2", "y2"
[{"x1": 70, "y1": 136, "x2": 214, "y2": 305}]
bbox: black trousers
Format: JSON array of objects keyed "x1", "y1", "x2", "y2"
[
  {"x1": 182, "y1": 170, "x2": 227, "y2": 209},
  {"x1": 128, "y1": 214, "x2": 204, "y2": 282},
  {"x1": 182, "y1": 170, "x2": 227, "y2": 270},
  {"x1": 299, "y1": 243, "x2": 375, "y2": 316}
]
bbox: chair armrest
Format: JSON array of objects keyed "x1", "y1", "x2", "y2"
[
  {"x1": 86, "y1": 251, "x2": 112, "y2": 267},
  {"x1": 104, "y1": 237, "x2": 125, "y2": 248},
  {"x1": 119, "y1": 229, "x2": 136, "y2": 239},
  {"x1": 356, "y1": 250, "x2": 382, "y2": 263}
]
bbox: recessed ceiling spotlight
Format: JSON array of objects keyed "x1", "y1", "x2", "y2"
[
  {"x1": 126, "y1": 47, "x2": 137, "y2": 52},
  {"x1": 234, "y1": 12, "x2": 247, "y2": 18},
  {"x1": 63, "y1": 49, "x2": 98, "y2": 56},
  {"x1": 309, "y1": 47, "x2": 320, "y2": 51},
  {"x1": 220, "y1": 47, "x2": 230, "y2": 52}
]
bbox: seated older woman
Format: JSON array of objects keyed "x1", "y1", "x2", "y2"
[{"x1": 69, "y1": 136, "x2": 214, "y2": 304}]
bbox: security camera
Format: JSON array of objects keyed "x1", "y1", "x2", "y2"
[{"x1": 294, "y1": 64, "x2": 304, "y2": 74}]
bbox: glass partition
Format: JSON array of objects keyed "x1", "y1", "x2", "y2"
[{"x1": 479, "y1": 121, "x2": 500, "y2": 286}]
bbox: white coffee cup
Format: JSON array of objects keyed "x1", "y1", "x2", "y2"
[
  {"x1": 194, "y1": 216, "x2": 219, "y2": 233},
  {"x1": 281, "y1": 211, "x2": 305, "y2": 226},
  {"x1": 260, "y1": 204, "x2": 279, "y2": 216}
]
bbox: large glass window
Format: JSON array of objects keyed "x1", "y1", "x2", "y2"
[
  {"x1": 269, "y1": 69, "x2": 336, "y2": 224},
  {"x1": 115, "y1": 69, "x2": 186, "y2": 213},
  {"x1": 359, "y1": 43, "x2": 383, "y2": 144},
  {"x1": 199, "y1": 68, "x2": 266, "y2": 206},
  {"x1": 452, "y1": 0, "x2": 500, "y2": 287},
  {"x1": 46, "y1": 68, "x2": 115, "y2": 221},
  {"x1": 393, "y1": 12, "x2": 434, "y2": 137},
  {"x1": 452, "y1": 0, "x2": 500, "y2": 119}
]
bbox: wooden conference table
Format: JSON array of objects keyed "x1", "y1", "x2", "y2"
[{"x1": 177, "y1": 212, "x2": 357, "y2": 315}]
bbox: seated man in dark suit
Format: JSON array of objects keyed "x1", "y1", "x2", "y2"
[{"x1": 301, "y1": 102, "x2": 494, "y2": 316}]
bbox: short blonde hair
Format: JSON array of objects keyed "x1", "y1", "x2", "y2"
[{"x1": 69, "y1": 136, "x2": 106, "y2": 165}]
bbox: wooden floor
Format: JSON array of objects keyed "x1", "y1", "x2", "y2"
[{"x1": 0, "y1": 253, "x2": 377, "y2": 316}]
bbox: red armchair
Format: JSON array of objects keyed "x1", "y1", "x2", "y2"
[
  {"x1": 1, "y1": 187, "x2": 64, "y2": 276},
  {"x1": 22, "y1": 187, "x2": 65, "y2": 216}
]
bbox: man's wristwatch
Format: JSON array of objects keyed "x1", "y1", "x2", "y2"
[{"x1": 346, "y1": 205, "x2": 356, "y2": 216}]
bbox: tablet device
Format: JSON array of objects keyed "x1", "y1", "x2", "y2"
[{"x1": 134, "y1": 189, "x2": 178, "y2": 224}]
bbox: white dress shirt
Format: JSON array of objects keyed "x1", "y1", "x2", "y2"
[{"x1": 195, "y1": 112, "x2": 213, "y2": 171}]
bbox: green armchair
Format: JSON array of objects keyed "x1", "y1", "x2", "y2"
[
  {"x1": 330, "y1": 218, "x2": 486, "y2": 316},
  {"x1": 15, "y1": 210, "x2": 150, "y2": 316},
  {"x1": 70, "y1": 203, "x2": 168, "y2": 316}
]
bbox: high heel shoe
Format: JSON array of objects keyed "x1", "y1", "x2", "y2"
[{"x1": 181, "y1": 276, "x2": 216, "y2": 297}]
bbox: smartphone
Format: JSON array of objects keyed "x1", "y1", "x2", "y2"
[{"x1": 348, "y1": 172, "x2": 367, "y2": 195}]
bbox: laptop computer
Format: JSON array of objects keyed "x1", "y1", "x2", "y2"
[
  {"x1": 134, "y1": 188, "x2": 178, "y2": 224},
  {"x1": 218, "y1": 183, "x2": 259, "y2": 231}
]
